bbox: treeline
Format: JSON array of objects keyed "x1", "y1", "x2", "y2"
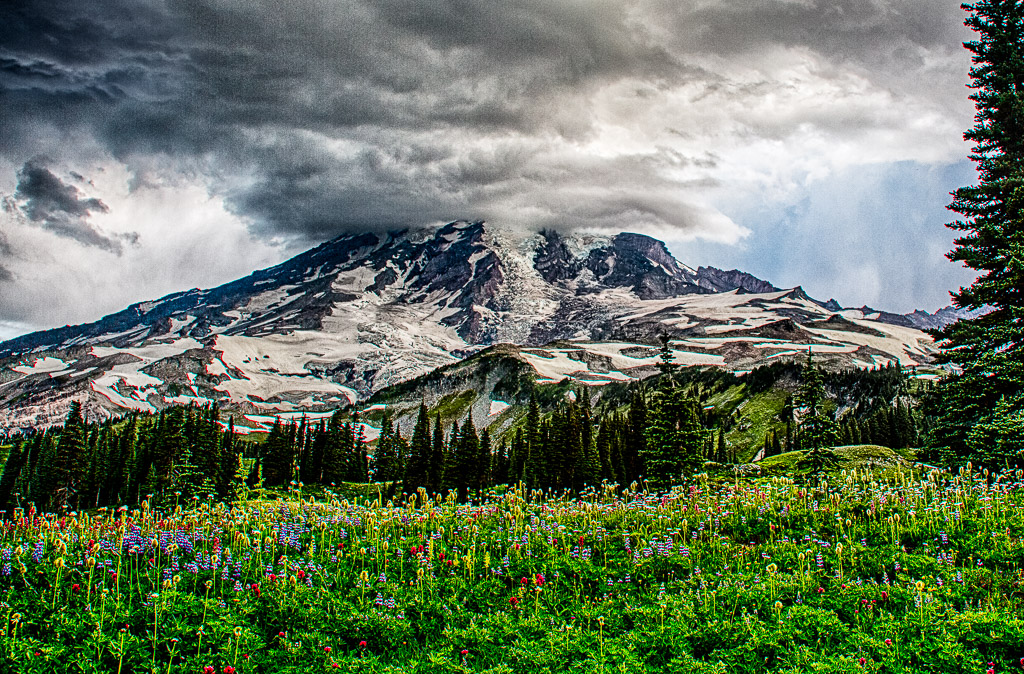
[
  {"x1": 759, "y1": 393, "x2": 921, "y2": 460},
  {"x1": 0, "y1": 402, "x2": 243, "y2": 514},
  {"x1": 0, "y1": 357, "x2": 935, "y2": 513},
  {"x1": 0, "y1": 403, "x2": 387, "y2": 514},
  {"x1": 0, "y1": 378, "x2": 725, "y2": 511},
  {"x1": 378, "y1": 390, "x2": 653, "y2": 501}
]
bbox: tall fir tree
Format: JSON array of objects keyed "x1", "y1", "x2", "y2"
[
  {"x1": 456, "y1": 413, "x2": 480, "y2": 502},
  {"x1": 54, "y1": 401, "x2": 88, "y2": 510},
  {"x1": 930, "y1": 0, "x2": 1024, "y2": 468},
  {"x1": 262, "y1": 418, "x2": 294, "y2": 487},
  {"x1": 217, "y1": 419, "x2": 242, "y2": 501},
  {"x1": 404, "y1": 403, "x2": 431, "y2": 495},
  {"x1": 509, "y1": 428, "x2": 528, "y2": 485},
  {"x1": 624, "y1": 389, "x2": 648, "y2": 484},
  {"x1": 429, "y1": 415, "x2": 446, "y2": 493},
  {"x1": 642, "y1": 382, "x2": 703, "y2": 485},
  {"x1": 478, "y1": 427, "x2": 492, "y2": 491},
  {"x1": 797, "y1": 352, "x2": 840, "y2": 473},
  {"x1": 0, "y1": 440, "x2": 27, "y2": 512},
  {"x1": 797, "y1": 352, "x2": 840, "y2": 451},
  {"x1": 373, "y1": 411, "x2": 400, "y2": 483}
]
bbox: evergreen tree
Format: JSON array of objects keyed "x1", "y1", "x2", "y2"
[
  {"x1": 404, "y1": 403, "x2": 431, "y2": 495},
  {"x1": 307, "y1": 420, "x2": 327, "y2": 484},
  {"x1": 930, "y1": 0, "x2": 1024, "y2": 468},
  {"x1": 509, "y1": 428, "x2": 528, "y2": 485},
  {"x1": 658, "y1": 333, "x2": 679, "y2": 376},
  {"x1": 351, "y1": 414, "x2": 369, "y2": 483},
  {"x1": 596, "y1": 419, "x2": 613, "y2": 480},
  {"x1": 429, "y1": 415, "x2": 445, "y2": 493},
  {"x1": 373, "y1": 411, "x2": 400, "y2": 483},
  {"x1": 524, "y1": 393, "x2": 543, "y2": 488},
  {"x1": 624, "y1": 389, "x2": 648, "y2": 483},
  {"x1": 262, "y1": 418, "x2": 294, "y2": 487},
  {"x1": 175, "y1": 440, "x2": 213, "y2": 499},
  {"x1": 493, "y1": 439, "x2": 510, "y2": 485},
  {"x1": 796, "y1": 352, "x2": 839, "y2": 474},
  {"x1": 54, "y1": 401, "x2": 88, "y2": 509},
  {"x1": 797, "y1": 353, "x2": 839, "y2": 451},
  {"x1": 27, "y1": 432, "x2": 58, "y2": 512},
  {"x1": 296, "y1": 416, "x2": 310, "y2": 482},
  {"x1": 149, "y1": 408, "x2": 185, "y2": 497},
  {"x1": 0, "y1": 440, "x2": 27, "y2": 512},
  {"x1": 457, "y1": 413, "x2": 480, "y2": 502},
  {"x1": 642, "y1": 382, "x2": 703, "y2": 485},
  {"x1": 322, "y1": 411, "x2": 353, "y2": 486},
  {"x1": 216, "y1": 418, "x2": 242, "y2": 501},
  {"x1": 478, "y1": 427, "x2": 493, "y2": 491}
]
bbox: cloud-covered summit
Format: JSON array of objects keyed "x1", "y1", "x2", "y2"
[{"x1": 0, "y1": 0, "x2": 981, "y2": 338}]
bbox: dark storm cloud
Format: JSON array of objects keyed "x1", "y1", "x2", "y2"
[
  {"x1": 0, "y1": 0, "x2": 972, "y2": 247},
  {"x1": 13, "y1": 158, "x2": 124, "y2": 252},
  {"x1": 0, "y1": 229, "x2": 13, "y2": 282}
]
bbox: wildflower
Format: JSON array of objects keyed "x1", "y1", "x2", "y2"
[
  {"x1": 224, "y1": 668, "x2": 236, "y2": 674},
  {"x1": 858, "y1": 658, "x2": 866, "y2": 666},
  {"x1": 884, "y1": 639, "x2": 892, "y2": 646},
  {"x1": 324, "y1": 646, "x2": 331, "y2": 653},
  {"x1": 71, "y1": 583, "x2": 80, "y2": 593},
  {"x1": 359, "y1": 640, "x2": 367, "y2": 648},
  {"x1": 204, "y1": 667, "x2": 216, "y2": 674},
  {"x1": 461, "y1": 649, "x2": 469, "y2": 655}
]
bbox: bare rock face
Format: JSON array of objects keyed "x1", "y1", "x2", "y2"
[
  {"x1": 0, "y1": 220, "x2": 943, "y2": 429},
  {"x1": 696, "y1": 267, "x2": 779, "y2": 294}
]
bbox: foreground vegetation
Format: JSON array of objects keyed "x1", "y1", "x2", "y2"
[{"x1": 1, "y1": 468, "x2": 1022, "y2": 673}]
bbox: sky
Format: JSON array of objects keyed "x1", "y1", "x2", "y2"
[{"x1": 0, "y1": 0, "x2": 982, "y2": 340}]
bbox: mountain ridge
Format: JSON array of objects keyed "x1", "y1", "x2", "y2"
[{"x1": 0, "y1": 221, "x2": 967, "y2": 430}]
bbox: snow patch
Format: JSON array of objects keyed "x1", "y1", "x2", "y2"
[{"x1": 12, "y1": 356, "x2": 74, "y2": 375}]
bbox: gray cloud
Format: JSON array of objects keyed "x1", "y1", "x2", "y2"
[
  {"x1": 11, "y1": 158, "x2": 136, "y2": 253},
  {"x1": 0, "y1": 0, "x2": 980, "y2": 330}
]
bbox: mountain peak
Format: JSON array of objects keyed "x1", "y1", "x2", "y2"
[{"x1": 0, "y1": 222, "x2": 943, "y2": 428}]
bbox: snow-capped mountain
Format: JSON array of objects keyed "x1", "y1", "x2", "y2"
[{"x1": 0, "y1": 221, "x2": 956, "y2": 429}]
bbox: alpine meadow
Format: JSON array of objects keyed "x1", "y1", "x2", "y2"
[{"x1": 1, "y1": 1, "x2": 1024, "y2": 673}]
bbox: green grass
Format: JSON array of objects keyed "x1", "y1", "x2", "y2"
[
  {"x1": 431, "y1": 389, "x2": 477, "y2": 423},
  {"x1": 757, "y1": 445, "x2": 911, "y2": 475},
  {"x1": 3, "y1": 471, "x2": 1023, "y2": 673},
  {"x1": 724, "y1": 388, "x2": 789, "y2": 461}
]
